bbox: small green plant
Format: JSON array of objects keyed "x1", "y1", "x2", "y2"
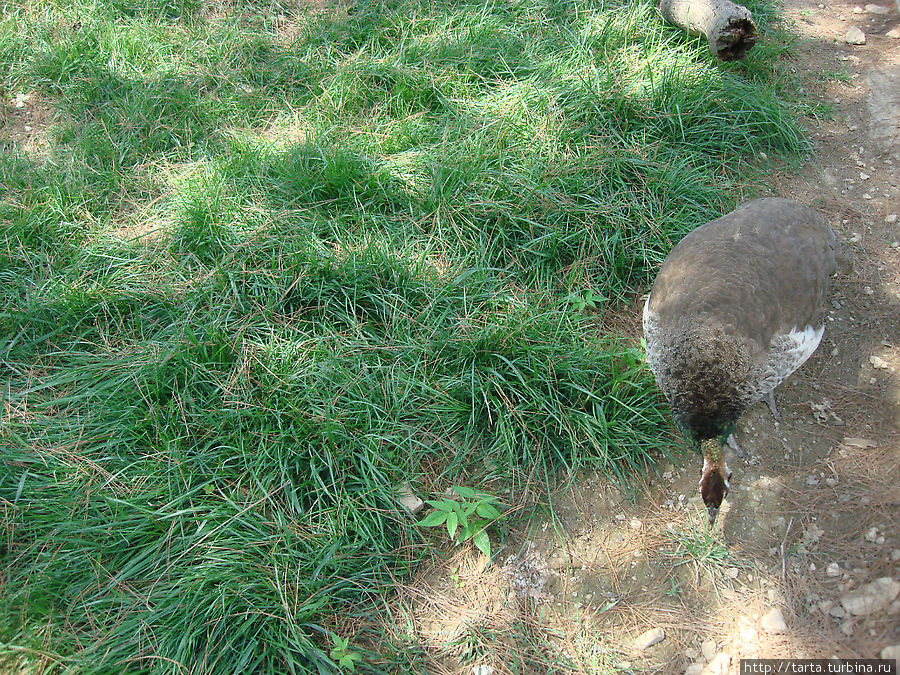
[
  {"x1": 817, "y1": 67, "x2": 852, "y2": 83},
  {"x1": 418, "y1": 486, "x2": 503, "y2": 558},
  {"x1": 329, "y1": 633, "x2": 362, "y2": 672},
  {"x1": 566, "y1": 289, "x2": 605, "y2": 312},
  {"x1": 664, "y1": 576, "x2": 681, "y2": 597}
]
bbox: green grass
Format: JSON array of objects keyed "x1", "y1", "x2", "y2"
[{"x1": 1, "y1": 0, "x2": 809, "y2": 671}]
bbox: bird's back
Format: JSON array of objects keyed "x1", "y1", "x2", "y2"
[{"x1": 644, "y1": 198, "x2": 840, "y2": 438}]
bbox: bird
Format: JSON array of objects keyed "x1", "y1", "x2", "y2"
[{"x1": 642, "y1": 198, "x2": 847, "y2": 525}]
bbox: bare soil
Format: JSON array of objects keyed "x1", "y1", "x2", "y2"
[{"x1": 389, "y1": 2, "x2": 900, "y2": 672}]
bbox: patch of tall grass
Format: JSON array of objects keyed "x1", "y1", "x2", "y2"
[{"x1": 2, "y1": 0, "x2": 807, "y2": 670}]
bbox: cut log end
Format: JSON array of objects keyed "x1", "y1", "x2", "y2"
[
  {"x1": 714, "y1": 17, "x2": 758, "y2": 60},
  {"x1": 659, "y1": 0, "x2": 759, "y2": 60}
]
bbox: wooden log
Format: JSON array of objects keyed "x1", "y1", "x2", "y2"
[{"x1": 658, "y1": 0, "x2": 758, "y2": 61}]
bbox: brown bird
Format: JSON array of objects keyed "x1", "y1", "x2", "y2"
[{"x1": 643, "y1": 198, "x2": 846, "y2": 525}]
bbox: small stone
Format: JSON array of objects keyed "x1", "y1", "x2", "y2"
[
  {"x1": 701, "y1": 638, "x2": 717, "y2": 661},
  {"x1": 840, "y1": 577, "x2": 900, "y2": 616},
  {"x1": 881, "y1": 645, "x2": 900, "y2": 660},
  {"x1": 830, "y1": 604, "x2": 847, "y2": 618},
  {"x1": 877, "y1": 536, "x2": 885, "y2": 545},
  {"x1": 706, "y1": 653, "x2": 731, "y2": 674},
  {"x1": 740, "y1": 625, "x2": 757, "y2": 642},
  {"x1": 684, "y1": 647, "x2": 700, "y2": 660},
  {"x1": 685, "y1": 665, "x2": 704, "y2": 675},
  {"x1": 892, "y1": 549, "x2": 900, "y2": 561},
  {"x1": 807, "y1": 475, "x2": 820, "y2": 486},
  {"x1": 817, "y1": 2, "x2": 824, "y2": 6},
  {"x1": 472, "y1": 667, "x2": 493, "y2": 675},
  {"x1": 845, "y1": 26, "x2": 866, "y2": 44},
  {"x1": 842, "y1": 437, "x2": 877, "y2": 449},
  {"x1": 760, "y1": 607, "x2": 788, "y2": 634},
  {"x1": 870, "y1": 355, "x2": 890, "y2": 370},
  {"x1": 12, "y1": 93, "x2": 29, "y2": 108},
  {"x1": 827, "y1": 562, "x2": 842, "y2": 577},
  {"x1": 726, "y1": 568, "x2": 739, "y2": 579},
  {"x1": 860, "y1": 172, "x2": 870, "y2": 180},
  {"x1": 886, "y1": 214, "x2": 899, "y2": 223},
  {"x1": 864, "y1": 3, "x2": 889, "y2": 12},
  {"x1": 841, "y1": 620, "x2": 855, "y2": 636},
  {"x1": 887, "y1": 28, "x2": 900, "y2": 38},
  {"x1": 631, "y1": 627, "x2": 665, "y2": 651},
  {"x1": 852, "y1": 4, "x2": 864, "y2": 11},
  {"x1": 630, "y1": 518, "x2": 642, "y2": 529},
  {"x1": 395, "y1": 483, "x2": 424, "y2": 514},
  {"x1": 825, "y1": 476, "x2": 839, "y2": 487},
  {"x1": 866, "y1": 527, "x2": 879, "y2": 542},
  {"x1": 819, "y1": 600, "x2": 834, "y2": 613},
  {"x1": 23, "y1": 125, "x2": 32, "y2": 132}
]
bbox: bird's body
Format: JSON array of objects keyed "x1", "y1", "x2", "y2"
[{"x1": 643, "y1": 198, "x2": 844, "y2": 523}]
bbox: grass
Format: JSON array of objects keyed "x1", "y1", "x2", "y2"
[{"x1": 0, "y1": 0, "x2": 810, "y2": 671}]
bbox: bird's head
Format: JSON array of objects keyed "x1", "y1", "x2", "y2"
[{"x1": 698, "y1": 438, "x2": 731, "y2": 526}]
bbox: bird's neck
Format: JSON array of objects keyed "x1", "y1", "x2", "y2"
[{"x1": 700, "y1": 437, "x2": 727, "y2": 470}]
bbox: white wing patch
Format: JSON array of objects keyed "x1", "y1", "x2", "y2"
[
  {"x1": 642, "y1": 295, "x2": 661, "y2": 372},
  {"x1": 749, "y1": 324, "x2": 825, "y2": 400}
]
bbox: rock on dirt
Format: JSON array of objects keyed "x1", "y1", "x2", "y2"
[
  {"x1": 760, "y1": 607, "x2": 788, "y2": 634},
  {"x1": 840, "y1": 577, "x2": 900, "y2": 616},
  {"x1": 630, "y1": 627, "x2": 665, "y2": 651},
  {"x1": 705, "y1": 652, "x2": 732, "y2": 674},
  {"x1": 881, "y1": 645, "x2": 900, "y2": 659},
  {"x1": 845, "y1": 26, "x2": 866, "y2": 44}
]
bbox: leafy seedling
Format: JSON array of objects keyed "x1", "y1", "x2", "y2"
[
  {"x1": 418, "y1": 486, "x2": 504, "y2": 558},
  {"x1": 329, "y1": 634, "x2": 362, "y2": 672}
]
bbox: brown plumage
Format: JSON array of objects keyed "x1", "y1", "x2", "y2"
[{"x1": 643, "y1": 198, "x2": 846, "y2": 524}]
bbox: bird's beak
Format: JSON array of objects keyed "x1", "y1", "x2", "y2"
[{"x1": 707, "y1": 504, "x2": 719, "y2": 526}]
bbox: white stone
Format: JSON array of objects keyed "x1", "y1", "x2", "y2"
[
  {"x1": 631, "y1": 627, "x2": 665, "y2": 651},
  {"x1": 706, "y1": 653, "x2": 732, "y2": 674},
  {"x1": 853, "y1": 4, "x2": 864, "y2": 11},
  {"x1": 881, "y1": 645, "x2": 900, "y2": 660},
  {"x1": 760, "y1": 607, "x2": 788, "y2": 634},
  {"x1": 630, "y1": 518, "x2": 642, "y2": 529},
  {"x1": 395, "y1": 483, "x2": 424, "y2": 514},
  {"x1": 830, "y1": 605, "x2": 847, "y2": 618},
  {"x1": 866, "y1": 527, "x2": 879, "y2": 542},
  {"x1": 891, "y1": 549, "x2": 900, "y2": 561},
  {"x1": 472, "y1": 666, "x2": 493, "y2": 675},
  {"x1": 826, "y1": 562, "x2": 842, "y2": 577},
  {"x1": 870, "y1": 355, "x2": 890, "y2": 370},
  {"x1": 685, "y1": 665, "x2": 704, "y2": 675},
  {"x1": 701, "y1": 639, "x2": 717, "y2": 661},
  {"x1": 886, "y1": 214, "x2": 899, "y2": 223},
  {"x1": 685, "y1": 647, "x2": 700, "y2": 660},
  {"x1": 865, "y1": 3, "x2": 890, "y2": 12},
  {"x1": 840, "y1": 577, "x2": 900, "y2": 616},
  {"x1": 887, "y1": 28, "x2": 900, "y2": 38},
  {"x1": 845, "y1": 26, "x2": 867, "y2": 44}
]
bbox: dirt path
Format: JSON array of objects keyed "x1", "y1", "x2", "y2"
[{"x1": 388, "y1": 4, "x2": 899, "y2": 672}]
